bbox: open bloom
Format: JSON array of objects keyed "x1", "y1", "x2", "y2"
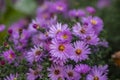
[
  {"x1": 3, "y1": 49, "x2": 16, "y2": 63},
  {"x1": 72, "y1": 23, "x2": 93, "y2": 38},
  {"x1": 48, "y1": 23, "x2": 69, "y2": 38},
  {"x1": 56, "y1": 29, "x2": 72, "y2": 43},
  {"x1": 75, "y1": 64, "x2": 91, "y2": 74},
  {"x1": 50, "y1": 39, "x2": 74, "y2": 60},
  {"x1": 86, "y1": 65, "x2": 108, "y2": 80},
  {"x1": 83, "y1": 33, "x2": 99, "y2": 45},
  {"x1": 26, "y1": 45, "x2": 43, "y2": 63},
  {"x1": 82, "y1": 16, "x2": 103, "y2": 35},
  {"x1": 65, "y1": 65, "x2": 80, "y2": 80},
  {"x1": 48, "y1": 65, "x2": 65, "y2": 80},
  {"x1": 70, "y1": 41, "x2": 90, "y2": 62},
  {"x1": 27, "y1": 67, "x2": 42, "y2": 80}
]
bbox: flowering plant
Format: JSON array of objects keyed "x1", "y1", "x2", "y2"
[{"x1": 0, "y1": 0, "x2": 109, "y2": 80}]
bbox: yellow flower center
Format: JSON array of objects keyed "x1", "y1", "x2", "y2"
[
  {"x1": 14, "y1": 78, "x2": 17, "y2": 80},
  {"x1": 75, "y1": 49, "x2": 82, "y2": 55},
  {"x1": 9, "y1": 54, "x2": 13, "y2": 59},
  {"x1": 56, "y1": 6, "x2": 63, "y2": 11},
  {"x1": 58, "y1": 44, "x2": 65, "y2": 51},
  {"x1": 62, "y1": 34, "x2": 68, "y2": 39},
  {"x1": 91, "y1": 19, "x2": 97, "y2": 25},
  {"x1": 93, "y1": 76, "x2": 99, "y2": 80}
]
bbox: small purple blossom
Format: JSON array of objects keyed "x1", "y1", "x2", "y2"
[
  {"x1": 48, "y1": 23, "x2": 69, "y2": 38},
  {"x1": 50, "y1": 39, "x2": 74, "y2": 60},
  {"x1": 86, "y1": 6, "x2": 96, "y2": 14},
  {"x1": 27, "y1": 67, "x2": 42, "y2": 80},
  {"x1": 75, "y1": 64, "x2": 91, "y2": 74},
  {"x1": 26, "y1": 45, "x2": 43, "y2": 63},
  {"x1": 50, "y1": 1, "x2": 67, "y2": 14},
  {"x1": 82, "y1": 16, "x2": 103, "y2": 35},
  {"x1": 97, "y1": 0, "x2": 111, "y2": 9},
  {"x1": 3, "y1": 49, "x2": 16, "y2": 63},
  {"x1": 83, "y1": 33, "x2": 100, "y2": 45},
  {"x1": 56, "y1": 29, "x2": 72, "y2": 43},
  {"x1": 65, "y1": 65, "x2": 81, "y2": 80},
  {"x1": 69, "y1": 9, "x2": 86, "y2": 19},
  {"x1": 72, "y1": 23, "x2": 93, "y2": 38},
  {"x1": 48, "y1": 65, "x2": 65, "y2": 80},
  {"x1": 70, "y1": 41, "x2": 91, "y2": 62},
  {"x1": 0, "y1": 24, "x2": 5, "y2": 32},
  {"x1": 86, "y1": 65, "x2": 108, "y2": 80}
]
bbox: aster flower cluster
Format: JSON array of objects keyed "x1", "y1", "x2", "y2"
[{"x1": 0, "y1": 0, "x2": 109, "y2": 80}]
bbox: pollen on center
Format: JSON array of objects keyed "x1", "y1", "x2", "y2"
[
  {"x1": 91, "y1": 19, "x2": 97, "y2": 25},
  {"x1": 58, "y1": 44, "x2": 65, "y2": 51},
  {"x1": 75, "y1": 49, "x2": 82, "y2": 55}
]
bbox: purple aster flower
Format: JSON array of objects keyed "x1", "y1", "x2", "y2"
[
  {"x1": 20, "y1": 30, "x2": 31, "y2": 41},
  {"x1": 69, "y1": 9, "x2": 86, "y2": 19},
  {"x1": 70, "y1": 41, "x2": 90, "y2": 62},
  {"x1": 37, "y1": 6, "x2": 52, "y2": 19},
  {"x1": 65, "y1": 65, "x2": 81, "y2": 80},
  {"x1": 86, "y1": 65, "x2": 108, "y2": 80},
  {"x1": 28, "y1": 18, "x2": 41, "y2": 32},
  {"x1": 48, "y1": 23, "x2": 69, "y2": 38},
  {"x1": 4, "y1": 73, "x2": 18, "y2": 80},
  {"x1": 50, "y1": 39, "x2": 74, "y2": 60},
  {"x1": 0, "y1": 0, "x2": 6, "y2": 13},
  {"x1": 3, "y1": 49, "x2": 16, "y2": 63},
  {"x1": 0, "y1": 24, "x2": 5, "y2": 32},
  {"x1": 8, "y1": 19, "x2": 26, "y2": 40},
  {"x1": 82, "y1": 16, "x2": 103, "y2": 35},
  {"x1": 97, "y1": 65, "x2": 108, "y2": 75},
  {"x1": 97, "y1": 0, "x2": 111, "y2": 9},
  {"x1": 98, "y1": 39, "x2": 109, "y2": 48},
  {"x1": 36, "y1": 1, "x2": 54, "y2": 18},
  {"x1": 72, "y1": 23, "x2": 93, "y2": 38},
  {"x1": 86, "y1": 6, "x2": 96, "y2": 14},
  {"x1": 50, "y1": 1, "x2": 67, "y2": 14},
  {"x1": 28, "y1": 17, "x2": 57, "y2": 32},
  {"x1": 75, "y1": 64, "x2": 91, "y2": 74},
  {"x1": 56, "y1": 29, "x2": 72, "y2": 43},
  {"x1": 48, "y1": 65, "x2": 65, "y2": 80},
  {"x1": 32, "y1": 32, "x2": 48, "y2": 45},
  {"x1": 83, "y1": 33, "x2": 100, "y2": 45},
  {"x1": 26, "y1": 45, "x2": 43, "y2": 63},
  {"x1": 27, "y1": 67, "x2": 42, "y2": 80}
]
